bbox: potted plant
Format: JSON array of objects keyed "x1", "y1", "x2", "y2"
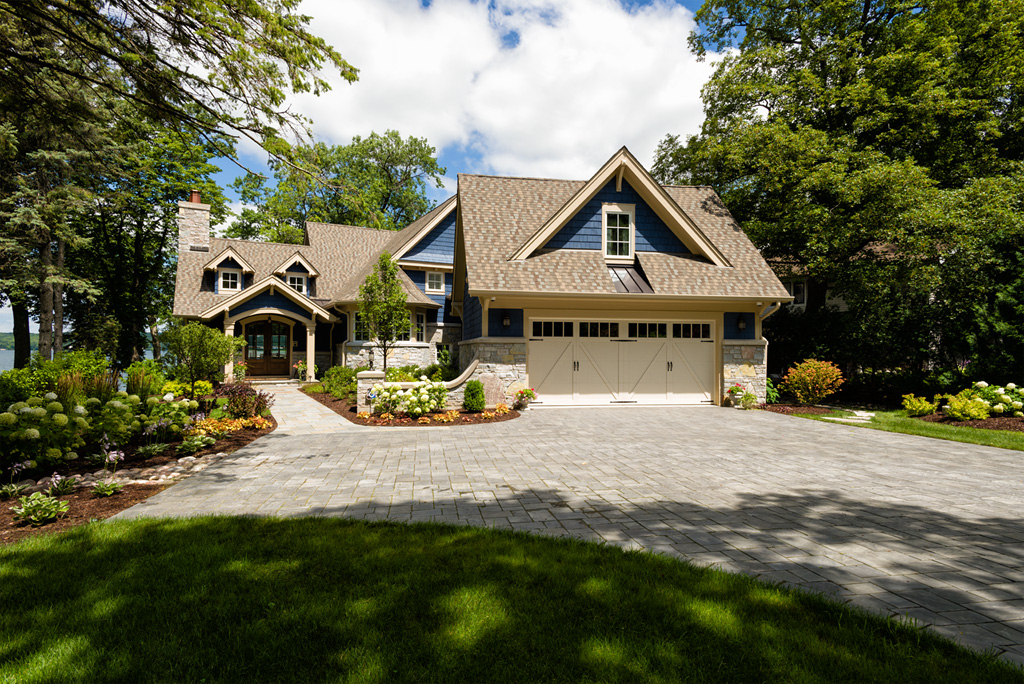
[
  {"x1": 514, "y1": 387, "x2": 537, "y2": 410},
  {"x1": 726, "y1": 383, "x2": 746, "y2": 407}
]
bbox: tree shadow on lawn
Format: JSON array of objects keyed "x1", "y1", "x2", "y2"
[
  {"x1": 1, "y1": 512, "x2": 1020, "y2": 684},
  {"x1": 4, "y1": 487, "x2": 1024, "y2": 682}
]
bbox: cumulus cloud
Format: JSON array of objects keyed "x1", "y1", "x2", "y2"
[{"x1": 290, "y1": 0, "x2": 713, "y2": 180}]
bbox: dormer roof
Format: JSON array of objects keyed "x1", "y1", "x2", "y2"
[{"x1": 203, "y1": 246, "x2": 255, "y2": 273}]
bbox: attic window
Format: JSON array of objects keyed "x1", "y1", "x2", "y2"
[
  {"x1": 219, "y1": 269, "x2": 241, "y2": 292},
  {"x1": 602, "y1": 203, "x2": 635, "y2": 262},
  {"x1": 287, "y1": 275, "x2": 306, "y2": 295}
]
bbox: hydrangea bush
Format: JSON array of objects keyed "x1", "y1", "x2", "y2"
[{"x1": 369, "y1": 377, "x2": 449, "y2": 416}]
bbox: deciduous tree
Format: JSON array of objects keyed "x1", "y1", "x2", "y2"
[{"x1": 357, "y1": 252, "x2": 410, "y2": 372}]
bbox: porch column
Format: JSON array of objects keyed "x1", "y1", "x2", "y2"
[
  {"x1": 223, "y1": 323, "x2": 235, "y2": 383},
  {"x1": 305, "y1": 322, "x2": 316, "y2": 381}
]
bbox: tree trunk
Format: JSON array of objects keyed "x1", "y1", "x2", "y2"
[
  {"x1": 149, "y1": 317, "x2": 162, "y2": 360},
  {"x1": 38, "y1": 235, "x2": 53, "y2": 361},
  {"x1": 53, "y1": 238, "x2": 65, "y2": 354},
  {"x1": 13, "y1": 297, "x2": 31, "y2": 368}
]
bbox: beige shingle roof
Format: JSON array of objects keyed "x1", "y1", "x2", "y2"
[
  {"x1": 457, "y1": 174, "x2": 789, "y2": 300},
  {"x1": 173, "y1": 221, "x2": 437, "y2": 319}
]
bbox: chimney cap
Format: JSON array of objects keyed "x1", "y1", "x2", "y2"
[{"x1": 189, "y1": 189, "x2": 201, "y2": 203}]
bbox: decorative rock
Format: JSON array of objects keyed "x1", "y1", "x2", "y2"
[
  {"x1": 478, "y1": 373, "x2": 506, "y2": 406},
  {"x1": 178, "y1": 456, "x2": 196, "y2": 464}
]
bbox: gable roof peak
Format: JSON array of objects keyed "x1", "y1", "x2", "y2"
[{"x1": 507, "y1": 147, "x2": 730, "y2": 267}]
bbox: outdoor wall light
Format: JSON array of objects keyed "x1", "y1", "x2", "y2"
[
  {"x1": 502, "y1": 313, "x2": 511, "y2": 328},
  {"x1": 737, "y1": 317, "x2": 747, "y2": 331}
]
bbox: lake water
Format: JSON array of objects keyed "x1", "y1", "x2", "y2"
[{"x1": 0, "y1": 348, "x2": 153, "y2": 372}]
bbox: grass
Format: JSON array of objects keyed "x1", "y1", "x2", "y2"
[
  {"x1": 785, "y1": 408, "x2": 1024, "y2": 452},
  {"x1": 1, "y1": 517, "x2": 1021, "y2": 683}
]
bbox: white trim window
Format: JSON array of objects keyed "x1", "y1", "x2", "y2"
[
  {"x1": 425, "y1": 271, "x2": 444, "y2": 294},
  {"x1": 353, "y1": 313, "x2": 370, "y2": 341},
  {"x1": 219, "y1": 269, "x2": 242, "y2": 293},
  {"x1": 415, "y1": 313, "x2": 426, "y2": 342},
  {"x1": 602, "y1": 203, "x2": 635, "y2": 261},
  {"x1": 286, "y1": 274, "x2": 307, "y2": 295},
  {"x1": 784, "y1": 280, "x2": 807, "y2": 306},
  {"x1": 397, "y1": 313, "x2": 412, "y2": 342}
]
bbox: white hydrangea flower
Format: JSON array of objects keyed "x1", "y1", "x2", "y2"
[
  {"x1": 44, "y1": 392, "x2": 58, "y2": 401},
  {"x1": 992, "y1": 404, "x2": 1005, "y2": 413},
  {"x1": 1013, "y1": 401, "x2": 1023, "y2": 409},
  {"x1": 1007, "y1": 383, "x2": 1018, "y2": 390},
  {"x1": 1015, "y1": 411, "x2": 1024, "y2": 418},
  {"x1": 975, "y1": 381, "x2": 989, "y2": 388},
  {"x1": 163, "y1": 392, "x2": 174, "y2": 402},
  {"x1": 1000, "y1": 395, "x2": 1013, "y2": 404}
]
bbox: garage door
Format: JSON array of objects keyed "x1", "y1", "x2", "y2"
[{"x1": 528, "y1": 320, "x2": 715, "y2": 405}]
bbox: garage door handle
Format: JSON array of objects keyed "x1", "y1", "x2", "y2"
[{"x1": 667, "y1": 361, "x2": 673, "y2": 371}]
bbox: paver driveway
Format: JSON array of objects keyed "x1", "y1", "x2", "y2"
[{"x1": 118, "y1": 390, "x2": 1024, "y2": 664}]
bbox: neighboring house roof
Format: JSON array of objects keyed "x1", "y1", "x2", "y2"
[{"x1": 456, "y1": 172, "x2": 790, "y2": 301}]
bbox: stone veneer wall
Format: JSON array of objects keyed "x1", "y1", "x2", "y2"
[
  {"x1": 177, "y1": 200, "x2": 211, "y2": 253},
  {"x1": 722, "y1": 340, "x2": 768, "y2": 403},
  {"x1": 458, "y1": 338, "x2": 528, "y2": 403}
]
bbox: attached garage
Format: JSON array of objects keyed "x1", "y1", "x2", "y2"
[{"x1": 527, "y1": 319, "x2": 716, "y2": 405}]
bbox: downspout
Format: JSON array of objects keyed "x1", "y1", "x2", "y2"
[{"x1": 759, "y1": 302, "x2": 782, "y2": 321}]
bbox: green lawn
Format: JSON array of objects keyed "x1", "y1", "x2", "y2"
[
  {"x1": 1, "y1": 517, "x2": 1020, "y2": 683},
  {"x1": 788, "y1": 408, "x2": 1024, "y2": 452}
]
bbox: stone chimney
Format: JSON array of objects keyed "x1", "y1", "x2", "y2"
[{"x1": 177, "y1": 190, "x2": 211, "y2": 253}]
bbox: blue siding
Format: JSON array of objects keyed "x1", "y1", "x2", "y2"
[
  {"x1": 286, "y1": 262, "x2": 309, "y2": 273},
  {"x1": 403, "y1": 211, "x2": 456, "y2": 264},
  {"x1": 462, "y1": 275, "x2": 481, "y2": 340},
  {"x1": 229, "y1": 291, "x2": 312, "y2": 319},
  {"x1": 220, "y1": 257, "x2": 242, "y2": 269},
  {"x1": 403, "y1": 269, "x2": 452, "y2": 324},
  {"x1": 724, "y1": 312, "x2": 756, "y2": 340},
  {"x1": 488, "y1": 309, "x2": 523, "y2": 337},
  {"x1": 546, "y1": 179, "x2": 689, "y2": 254}
]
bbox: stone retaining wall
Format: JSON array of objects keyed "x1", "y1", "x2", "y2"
[{"x1": 722, "y1": 340, "x2": 768, "y2": 403}]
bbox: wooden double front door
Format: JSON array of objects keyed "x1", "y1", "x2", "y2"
[{"x1": 244, "y1": 320, "x2": 290, "y2": 376}]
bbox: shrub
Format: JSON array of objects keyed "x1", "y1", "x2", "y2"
[
  {"x1": 29, "y1": 350, "x2": 110, "y2": 394},
  {"x1": 86, "y1": 395, "x2": 140, "y2": 449},
  {"x1": 126, "y1": 360, "x2": 166, "y2": 398},
  {"x1": 162, "y1": 321, "x2": 244, "y2": 397},
  {"x1": 302, "y1": 383, "x2": 325, "y2": 394},
  {"x1": 782, "y1": 359, "x2": 844, "y2": 405},
  {"x1": 463, "y1": 380, "x2": 485, "y2": 412},
  {"x1": 0, "y1": 368, "x2": 34, "y2": 407},
  {"x1": 765, "y1": 378, "x2": 780, "y2": 404},
  {"x1": 322, "y1": 365, "x2": 367, "y2": 400},
  {"x1": 0, "y1": 394, "x2": 89, "y2": 468},
  {"x1": 740, "y1": 392, "x2": 758, "y2": 409},
  {"x1": 385, "y1": 365, "x2": 419, "y2": 382},
  {"x1": 55, "y1": 372, "x2": 86, "y2": 411},
  {"x1": 83, "y1": 371, "x2": 121, "y2": 402},
  {"x1": 11, "y1": 492, "x2": 69, "y2": 526},
  {"x1": 943, "y1": 390, "x2": 991, "y2": 421},
  {"x1": 162, "y1": 379, "x2": 213, "y2": 399},
  {"x1": 214, "y1": 385, "x2": 274, "y2": 419},
  {"x1": 902, "y1": 394, "x2": 939, "y2": 417}
]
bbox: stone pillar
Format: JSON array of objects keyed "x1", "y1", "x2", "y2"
[
  {"x1": 356, "y1": 370, "x2": 385, "y2": 412},
  {"x1": 721, "y1": 340, "x2": 768, "y2": 403},
  {"x1": 305, "y1": 324, "x2": 316, "y2": 381},
  {"x1": 223, "y1": 324, "x2": 235, "y2": 383}
]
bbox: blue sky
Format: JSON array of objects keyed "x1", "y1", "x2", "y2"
[{"x1": 2, "y1": 0, "x2": 715, "y2": 333}]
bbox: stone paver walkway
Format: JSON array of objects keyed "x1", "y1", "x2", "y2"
[
  {"x1": 264, "y1": 383, "x2": 369, "y2": 434},
  {"x1": 117, "y1": 395, "x2": 1024, "y2": 664}
]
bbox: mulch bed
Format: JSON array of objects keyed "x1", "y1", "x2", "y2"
[
  {"x1": 1, "y1": 484, "x2": 167, "y2": 547},
  {"x1": 761, "y1": 404, "x2": 838, "y2": 415},
  {"x1": 1, "y1": 416, "x2": 278, "y2": 547},
  {"x1": 916, "y1": 413, "x2": 1024, "y2": 432},
  {"x1": 305, "y1": 390, "x2": 521, "y2": 426}
]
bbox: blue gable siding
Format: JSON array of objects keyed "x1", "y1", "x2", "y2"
[
  {"x1": 404, "y1": 269, "x2": 452, "y2": 324},
  {"x1": 286, "y1": 262, "x2": 309, "y2": 273},
  {"x1": 403, "y1": 211, "x2": 456, "y2": 264},
  {"x1": 219, "y1": 257, "x2": 242, "y2": 269},
  {"x1": 724, "y1": 312, "x2": 755, "y2": 340},
  {"x1": 461, "y1": 275, "x2": 481, "y2": 340},
  {"x1": 488, "y1": 309, "x2": 523, "y2": 337},
  {"x1": 545, "y1": 179, "x2": 689, "y2": 254},
  {"x1": 228, "y1": 291, "x2": 311, "y2": 319}
]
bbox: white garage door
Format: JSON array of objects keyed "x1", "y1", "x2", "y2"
[{"x1": 528, "y1": 320, "x2": 715, "y2": 405}]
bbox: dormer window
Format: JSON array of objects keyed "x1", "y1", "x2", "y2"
[
  {"x1": 426, "y1": 271, "x2": 444, "y2": 294},
  {"x1": 602, "y1": 203, "x2": 635, "y2": 262},
  {"x1": 287, "y1": 275, "x2": 306, "y2": 295},
  {"x1": 219, "y1": 269, "x2": 241, "y2": 292}
]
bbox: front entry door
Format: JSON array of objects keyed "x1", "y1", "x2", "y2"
[{"x1": 244, "y1": 321, "x2": 290, "y2": 376}]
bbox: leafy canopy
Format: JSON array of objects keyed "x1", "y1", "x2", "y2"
[
  {"x1": 654, "y1": 0, "x2": 1024, "y2": 380},
  {"x1": 226, "y1": 131, "x2": 446, "y2": 243},
  {"x1": 162, "y1": 322, "x2": 243, "y2": 398}
]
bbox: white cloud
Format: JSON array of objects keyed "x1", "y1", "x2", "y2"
[
  {"x1": 0, "y1": 304, "x2": 12, "y2": 333},
  {"x1": 293, "y1": 0, "x2": 713, "y2": 179}
]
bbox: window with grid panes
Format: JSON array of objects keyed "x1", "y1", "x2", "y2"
[
  {"x1": 531, "y1": 321, "x2": 574, "y2": 338},
  {"x1": 605, "y1": 212, "x2": 631, "y2": 258}
]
